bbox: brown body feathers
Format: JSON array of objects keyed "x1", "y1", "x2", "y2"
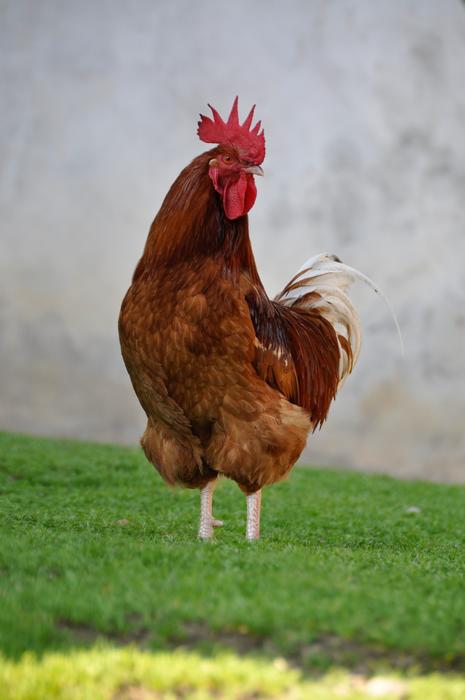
[{"x1": 119, "y1": 149, "x2": 345, "y2": 494}]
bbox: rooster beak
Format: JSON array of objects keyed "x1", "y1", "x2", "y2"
[{"x1": 244, "y1": 164, "x2": 264, "y2": 176}]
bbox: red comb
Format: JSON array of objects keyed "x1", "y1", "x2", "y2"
[{"x1": 197, "y1": 97, "x2": 265, "y2": 165}]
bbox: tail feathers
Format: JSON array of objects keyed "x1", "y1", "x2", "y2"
[{"x1": 275, "y1": 253, "x2": 403, "y2": 387}]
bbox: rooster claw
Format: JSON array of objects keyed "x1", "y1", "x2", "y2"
[{"x1": 212, "y1": 518, "x2": 224, "y2": 528}]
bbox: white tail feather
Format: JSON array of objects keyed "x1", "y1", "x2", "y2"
[{"x1": 275, "y1": 253, "x2": 403, "y2": 386}]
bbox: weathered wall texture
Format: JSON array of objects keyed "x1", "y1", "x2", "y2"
[{"x1": 1, "y1": 1, "x2": 465, "y2": 481}]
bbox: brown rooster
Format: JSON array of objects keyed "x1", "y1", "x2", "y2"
[{"x1": 119, "y1": 98, "x2": 396, "y2": 540}]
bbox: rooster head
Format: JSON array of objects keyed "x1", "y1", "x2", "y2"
[{"x1": 197, "y1": 97, "x2": 265, "y2": 220}]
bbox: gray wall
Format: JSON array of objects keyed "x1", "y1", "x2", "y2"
[{"x1": 2, "y1": 0, "x2": 465, "y2": 482}]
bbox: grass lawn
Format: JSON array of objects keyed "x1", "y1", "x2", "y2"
[{"x1": 1, "y1": 431, "x2": 464, "y2": 699}]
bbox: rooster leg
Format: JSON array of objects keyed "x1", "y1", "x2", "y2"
[
  {"x1": 198, "y1": 479, "x2": 223, "y2": 540},
  {"x1": 246, "y1": 490, "x2": 262, "y2": 541}
]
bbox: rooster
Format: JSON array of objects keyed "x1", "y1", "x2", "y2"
[{"x1": 119, "y1": 98, "x2": 398, "y2": 540}]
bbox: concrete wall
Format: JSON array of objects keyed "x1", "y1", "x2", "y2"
[{"x1": 2, "y1": 0, "x2": 465, "y2": 482}]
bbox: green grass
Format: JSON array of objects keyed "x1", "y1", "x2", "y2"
[{"x1": 1, "y1": 431, "x2": 465, "y2": 698}]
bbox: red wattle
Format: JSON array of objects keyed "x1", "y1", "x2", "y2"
[
  {"x1": 243, "y1": 175, "x2": 257, "y2": 213},
  {"x1": 223, "y1": 173, "x2": 257, "y2": 220}
]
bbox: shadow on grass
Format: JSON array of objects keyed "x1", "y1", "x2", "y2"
[{"x1": 56, "y1": 617, "x2": 465, "y2": 678}]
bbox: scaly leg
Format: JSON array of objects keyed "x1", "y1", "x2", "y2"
[
  {"x1": 246, "y1": 490, "x2": 262, "y2": 541},
  {"x1": 198, "y1": 479, "x2": 223, "y2": 540}
]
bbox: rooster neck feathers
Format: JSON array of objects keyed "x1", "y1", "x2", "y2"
[{"x1": 135, "y1": 149, "x2": 262, "y2": 287}]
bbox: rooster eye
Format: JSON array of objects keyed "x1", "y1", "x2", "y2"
[{"x1": 223, "y1": 155, "x2": 232, "y2": 163}]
